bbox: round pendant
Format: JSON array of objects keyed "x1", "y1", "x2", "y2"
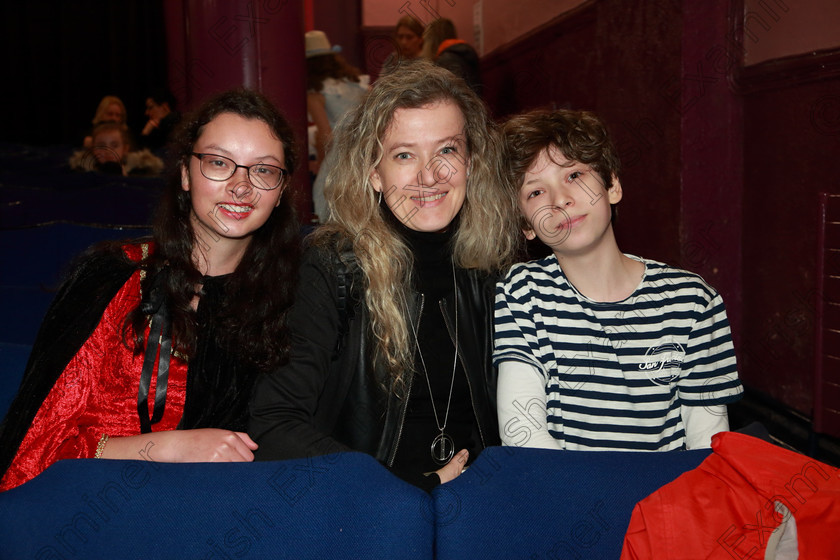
[{"x1": 431, "y1": 432, "x2": 455, "y2": 465}]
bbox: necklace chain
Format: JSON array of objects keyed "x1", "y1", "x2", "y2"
[{"x1": 410, "y1": 260, "x2": 458, "y2": 464}]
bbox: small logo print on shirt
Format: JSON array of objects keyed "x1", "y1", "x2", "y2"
[{"x1": 639, "y1": 341, "x2": 685, "y2": 384}]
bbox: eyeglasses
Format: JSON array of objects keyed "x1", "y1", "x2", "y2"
[{"x1": 191, "y1": 153, "x2": 288, "y2": 191}]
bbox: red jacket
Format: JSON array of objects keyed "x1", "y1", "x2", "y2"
[{"x1": 621, "y1": 431, "x2": 840, "y2": 559}]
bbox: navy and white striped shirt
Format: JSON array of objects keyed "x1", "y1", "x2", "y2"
[{"x1": 493, "y1": 254, "x2": 743, "y2": 451}]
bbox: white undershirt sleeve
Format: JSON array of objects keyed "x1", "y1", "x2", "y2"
[
  {"x1": 681, "y1": 403, "x2": 729, "y2": 449},
  {"x1": 497, "y1": 360, "x2": 563, "y2": 450}
]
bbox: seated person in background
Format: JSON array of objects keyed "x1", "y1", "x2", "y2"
[
  {"x1": 494, "y1": 109, "x2": 743, "y2": 452},
  {"x1": 82, "y1": 95, "x2": 127, "y2": 148},
  {"x1": 305, "y1": 29, "x2": 368, "y2": 222},
  {"x1": 69, "y1": 121, "x2": 164, "y2": 176},
  {"x1": 422, "y1": 18, "x2": 482, "y2": 96},
  {"x1": 141, "y1": 89, "x2": 181, "y2": 152},
  {"x1": 0, "y1": 88, "x2": 300, "y2": 491},
  {"x1": 380, "y1": 15, "x2": 424, "y2": 76}
]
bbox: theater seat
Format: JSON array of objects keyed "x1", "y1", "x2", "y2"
[
  {"x1": 433, "y1": 445, "x2": 711, "y2": 560},
  {"x1": 0, "y1": 223, "x2": 151, "y2": 346},
  {"x1": 813, "y1": 192, "x2": 840, "y2": 443},
  {"x1": 0, "y1": 342, "x2": 31, "y2": 420},
  {"x1": 0, "y1": 452, "x2": 434, "y2": 559}
]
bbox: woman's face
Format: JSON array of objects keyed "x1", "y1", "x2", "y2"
[
  {"x1": 395, "y1": 25, "x2": 423, "y2": 58},
  {"x1": 103, "y1": 103, "x2": 124, "y2": 123},
  {"x1": 181, "y1": 112, "x2": 286, "y2": 250},
  {"x1": 370, "y1": 100, "x2": 469, "y2": 233}
]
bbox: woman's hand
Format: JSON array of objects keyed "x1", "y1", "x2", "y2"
[
  {"x1": 435, "y1": 449, "x2": 468, "y2": 484},
  {"x1": 99, "y1": 429, "x2": 258, "y2": 462}
]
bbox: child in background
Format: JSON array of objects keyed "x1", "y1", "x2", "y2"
[
  {"x1": 70, "y1": 121, "x2": 164, "y2": 176},
  {"x1": 82, "y1": 95, "x2": 127, "y2": 148},
  {"x1": 494, "y1": 109, "x2": 742, "y2": 452}
]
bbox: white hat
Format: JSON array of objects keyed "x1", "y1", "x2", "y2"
[{"x1": 305, "y1": 30, "x2": 342, "y2": 58}]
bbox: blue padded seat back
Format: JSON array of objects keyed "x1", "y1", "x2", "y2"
[
  {"x1": 0, "y1": 342, "x2": 32, "y2": 420},
  {"x1": 433, "y1": 445, "x2": 711, "y2": 560},
  {"x1": 0, "y1": 452, "x2": 434, "y2": 559},
  {"x1": 0, "y1": 224, "x2": 150, "y2": 346}
]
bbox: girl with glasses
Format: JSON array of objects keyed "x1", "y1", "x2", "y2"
[{"x1": 0, "y1": 89, "x2": 300, "y2": 491}]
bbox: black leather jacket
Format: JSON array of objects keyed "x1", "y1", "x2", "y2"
[{"x1": 250, "y1": 244, "x2": 500, "y2": 467}]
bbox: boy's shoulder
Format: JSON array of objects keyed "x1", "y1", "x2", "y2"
[
  {"x1": 501, "y1": 253, "x2": 561, "y2": 283},
  {"x1": 497, "y1": 255, "x2": 575, "y2": 304},
  {"x1": 633, "y1": 255, "x2": 720, "y2": 301}
]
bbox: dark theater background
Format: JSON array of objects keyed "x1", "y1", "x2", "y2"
[{"x1": 2, "y1": 0, "x2": 840, "y2": 462}]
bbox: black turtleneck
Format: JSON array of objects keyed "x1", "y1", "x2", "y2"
[{"x1": 390, "y1": 224, "x2": 479, "y2": 489}]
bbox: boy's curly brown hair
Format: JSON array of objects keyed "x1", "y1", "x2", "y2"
[{"x1": 501, "y1": 109, "x2": 621, "y2": 230}]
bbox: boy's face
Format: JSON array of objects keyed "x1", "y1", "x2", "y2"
[{"x1": 518, "y1": 146, "x2": 621, "y2": 257}]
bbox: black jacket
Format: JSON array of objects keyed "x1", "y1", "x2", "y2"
[
  {"x1": 250, "y1": 244, "x2": 500, "y2": 468},
  {"x1": 437, "y1": 42, "x2": 483, "y2": 96}
]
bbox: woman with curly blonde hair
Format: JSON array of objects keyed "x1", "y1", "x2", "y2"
[
  {"x1": 82, "y1": 95, "x2": 128, "y2": 148},
  {"x1": 251, "y1": 60, "x2": 519, "y2": 490},
  {"x1": 92, "y1": 95, "x2": 127, "y2": 125}
]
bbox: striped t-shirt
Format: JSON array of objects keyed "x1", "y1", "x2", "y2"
[{"x1": 493, "y1": 254, "x2": 743, "y2": 451}]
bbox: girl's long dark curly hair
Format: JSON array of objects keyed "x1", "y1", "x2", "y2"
[{"x1": 126, "y1": 88, "x2": 300, "y2": 372}]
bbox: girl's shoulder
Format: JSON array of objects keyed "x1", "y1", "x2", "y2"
[
  {"x1": 56, "y1": 240, "x2": 152, "y2": 298},
  {"x1": 120, "y1": 241, "x2": 156, "y2": 264}
]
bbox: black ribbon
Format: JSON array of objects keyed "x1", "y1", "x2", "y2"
[{"x1": 137, "y1": 268, "x2": 172, "y2": 433}]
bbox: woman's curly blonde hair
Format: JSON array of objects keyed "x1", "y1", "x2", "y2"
[
  {"x1": 92, "y1": 95, "x2": 127, "y2": 125},
  {"x1": 313, "y1": 60, "x2": 518, "y2": 394}
]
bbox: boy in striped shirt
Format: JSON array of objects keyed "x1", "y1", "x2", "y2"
[{"x1": 494, "y1": 109, "x2": 742, "y2": 451}]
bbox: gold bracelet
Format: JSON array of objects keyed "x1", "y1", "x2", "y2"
[{"x1": 94, "y1": 434, "x2": 109, "y2": 459}]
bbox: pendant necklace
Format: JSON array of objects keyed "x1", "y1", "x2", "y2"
[{"x1": 411, "y1": 261, "x2": 459, "y2": 466}]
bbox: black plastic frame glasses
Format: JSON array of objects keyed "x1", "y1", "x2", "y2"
[{"x1": 191, "y1": 152, "x2": 288, "y2": 191}]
